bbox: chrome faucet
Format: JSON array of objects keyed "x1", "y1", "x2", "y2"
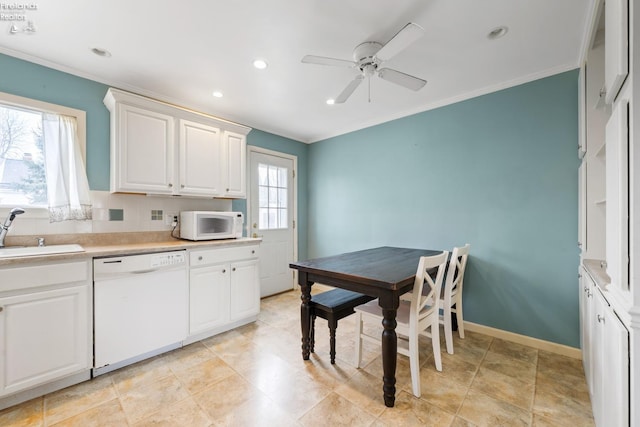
[{"x1": 0, "y1": 207, "x2": 25, "y2": 248}]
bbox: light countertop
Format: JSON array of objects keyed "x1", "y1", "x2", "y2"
[{"x1": 0, "y1": 232, "x2": 261, "y2": 266}]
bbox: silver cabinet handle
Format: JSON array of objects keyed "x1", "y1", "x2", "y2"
[
  {"x1": 597, "y1": 314, "x2": 605, "y2": 323},
  {"x1": 251, "y1": 250, "x2": 255, "y2": 254},
  {"x1": 232, "y1": 267, "x2": 236, "y2": 272},
  {"x1": 198, "y1": 256, "x2": 203, "y2": 261},
  {"x1": 222, "y1": 269, "x2": 226, "y2": 273},
  {"x1": 168, "y1": 183, "x2": 173, "y2": 188}
]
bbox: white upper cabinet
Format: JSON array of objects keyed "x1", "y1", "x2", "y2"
[
  {"x1": 104, "y1": 88, "x2": 250, "y2": 198},
  {"x1": 222, "y1": 131, "x2": 247, "y2": 198},
  {"x1": 179, "y1": 119, "x2": 223, "y2": 196},
  {"x1": 112, "y1": 103, "x2": 175, "y2": 194},
  {"x1": 604, "y1": 0, "x2": 629, "y2": 104},
  {"x1": 606, "y1": 100, "x2": 630, "y2": 291}
]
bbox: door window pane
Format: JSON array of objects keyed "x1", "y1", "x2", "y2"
[{"x1": 258, "y1": 163, "x2": 288, "y2": 230}]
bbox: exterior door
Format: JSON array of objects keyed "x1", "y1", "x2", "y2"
[{"x1": 249, "y1": 148, "x2": 296, "y2": 297}]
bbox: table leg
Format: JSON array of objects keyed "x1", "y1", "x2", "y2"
[
  {"x1": 380, "y1": 299, "x2": 399, "y2": 407},
  {"x1": 299, "y1": 272, "x2": 312, "y2": 360}
]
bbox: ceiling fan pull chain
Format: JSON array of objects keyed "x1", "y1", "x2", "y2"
[{"x1": 368, "y1": 76, "x2": 371, "y2": 103}]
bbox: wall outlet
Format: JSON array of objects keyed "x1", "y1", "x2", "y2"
[{"x1": 165, "y1": 212, "x2": 178, "y2": 226}]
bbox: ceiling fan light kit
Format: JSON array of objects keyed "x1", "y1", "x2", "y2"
[{"x1": 302, "y1": 22, "x2": 428, "y2": 104}]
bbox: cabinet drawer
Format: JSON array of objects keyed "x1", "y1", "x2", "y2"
[
  {"x1": 190, "y1": 245, "x2": 259, "y2": 267},
  {"x1": 0, "y1": 260, "x2": 90, "y2": 293}
]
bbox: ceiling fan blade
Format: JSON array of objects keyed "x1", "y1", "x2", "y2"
[
  {"x1": 335, "y1": 75, "x2": 365, "y2": 103},
  {"x1": 377, "y1": 68, "x2": 426, "y2": 91},
  {"x1": 374, "y1": 22, "x2": 425, "y2": 62},
  {"x1": 301, "y1": 55, "x2": 356, "y2": 68}
]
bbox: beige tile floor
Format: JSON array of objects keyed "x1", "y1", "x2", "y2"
[{"x1": 0, "y1": 286, "x2": 594, "y2": 426}]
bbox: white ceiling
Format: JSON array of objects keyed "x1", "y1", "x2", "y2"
[{"x1": 0, "y1": 0, "x2": 594, "y2": 143}]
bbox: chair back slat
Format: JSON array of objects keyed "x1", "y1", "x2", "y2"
[
  {"x1": 410, "y1": 252, "x2": 448, "y2": 324},
  {"x1": 443, "y1": 244, "x2": 470, "y2": 301}
]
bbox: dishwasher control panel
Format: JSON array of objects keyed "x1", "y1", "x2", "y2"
[
  {"x1": 151, "y1": 252, "x2": 186, "y2": 268},
  {"x1": 93, "y1": 250, "x2": 187, "y2": 280}
]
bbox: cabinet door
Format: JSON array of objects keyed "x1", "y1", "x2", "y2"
[
  {"x1": 114, "y1": 104, "x2": 175, "y2": 194},
  {"x1": 602, "y1": 305, "x2": 629, "y2": 427},
  {"x1": 591, "y1": 288, "x2": 607, "y2": 425},
  {"x1": 605, "y1": 100, "x2": 629, "y2": 290},
  {"x1": 578, "y1": 162, "x2": 586, "y2": 253},
  {"x1": 230, "y1": 259, "x2": 260, "y2": 321},
  {"x1": 189, "y1": 263, "x2": 230, "y2": 335},
  {"x1": 222, "y1": 131, "x2": 247, "y2": 198},
  {"x1": 179, "y1": 120, "x2": 222, "y2": 196},
  {"x1": 0, "y1": 285, "x2": 90, "y2": 396},
  {"x1": 579, "y1": 268, "x2": 593, "y2": 387},
  {"x1": 604, "y1": 0, "x2": 629, "y2": 104}
]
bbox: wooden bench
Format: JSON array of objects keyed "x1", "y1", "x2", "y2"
[{"x1": 309, "y1": 288, "x2": 375, "y2": 364}]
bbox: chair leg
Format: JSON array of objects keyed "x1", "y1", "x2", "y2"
[
  {"x1": 443, "y1": 306, "x2": 454, "y2": 354},
  {"x1": 328, "y1": 317, "x2": 337, "y2": 364},
  {"x1": 310, "y1": 314, "x2": 316, "y2": 353},
  {"x1": 354, "y1": 312, "x2": 363, "y2": 368},
  {"x1": 409, "y1": 328, "x2": 421, "y2": 398},
  {"x1": 432, "y1": 318, "x2": 443, "y2": 372},
  {"x1": 456, "y1": 301, "x2": 465, "y2": 339}
]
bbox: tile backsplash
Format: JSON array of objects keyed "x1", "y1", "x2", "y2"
[{"x1": 4, "y1": 190, "x2": 232, "y2": 236}]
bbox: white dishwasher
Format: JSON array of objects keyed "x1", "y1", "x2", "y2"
[{"x1": 93, "y1": 250, "x2": 188, "y2": 376}]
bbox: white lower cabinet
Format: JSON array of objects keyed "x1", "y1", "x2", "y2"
[
  {"x1": 581, "y1": 266, "x2": 629, "y2": 427},
  {"x1": 0, "y1": 260, "x2": 91, "y2": 398},
  {"x1": 229, "y1": 259, "x2": 260, "y2": 321},
  {"x1": 190, "y1": 263, "x2": 231, "y2": 334},
  {"x1": 188, "y1": 245, "x2": 260, "y2": 340}
]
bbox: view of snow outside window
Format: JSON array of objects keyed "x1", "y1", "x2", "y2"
[{"x1": 0, "y1": 103, "x2": 47, "y2": 208}]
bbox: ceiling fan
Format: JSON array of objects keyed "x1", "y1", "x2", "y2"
[{"x1": 302, "y1": 22, "x2": 427, "y2": 104}]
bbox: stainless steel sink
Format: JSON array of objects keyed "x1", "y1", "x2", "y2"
[{"x1": 0, "y1": 244, "x2": 85, "y2": 259}]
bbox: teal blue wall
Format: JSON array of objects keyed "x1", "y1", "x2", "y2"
[
  {"x1": 0, "y1": 54, "x2": 111, "y2": 190},
  {"x1": 309, "y1": 70, "x2": 580, "y2": 347}
]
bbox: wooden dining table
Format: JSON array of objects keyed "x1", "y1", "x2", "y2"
[{"x1": 289, "y1": 246, "x2": 443, "y2": 407}]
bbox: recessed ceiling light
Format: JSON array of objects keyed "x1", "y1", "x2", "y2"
[
  {"x1": 487, "y1": 26, "x2": 508, "y2": 40},
  {"x1": 253, "y1": 59, "x2": 268, "y2": 70},
  {"x1": 212, "y1": 91, "x2": 223, "y2": 98},
  {"x1": 91, "y1": 47, "x2": 112, "y2": 57},
  {"x1": 326, "y1": 99, "x2": 335, "y2": 105}
]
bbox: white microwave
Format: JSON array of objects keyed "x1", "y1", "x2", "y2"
[{"x1": 179, "y1": 211, "x2": 244, "y2": 241}]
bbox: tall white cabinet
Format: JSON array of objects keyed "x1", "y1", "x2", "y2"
[
  {"x1": 578, "y1": 0, "x2": 635, "y2": 425},
  {"x1": 104, "y1": 88, "x2": 250, "y2": 198}
]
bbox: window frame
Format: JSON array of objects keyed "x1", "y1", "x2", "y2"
[{"x1": 0, "y1": 91, "x2": 87, "y2": 216}]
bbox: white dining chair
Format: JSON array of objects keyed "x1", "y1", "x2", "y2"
[
  {"x1": 439, "y1": 244, "x2": 470, "y2": 354},
  {"x1": 353, "y1": 251, "x2": 448, "y2": 398}
]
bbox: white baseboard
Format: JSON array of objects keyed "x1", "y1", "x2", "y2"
[{"x1": 464, "y1": 321, "x2": 582, "y2": 359}]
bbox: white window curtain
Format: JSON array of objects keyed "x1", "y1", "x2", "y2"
[{"x1": 42, "y1": 114, "x2": 92, "y2": 222}]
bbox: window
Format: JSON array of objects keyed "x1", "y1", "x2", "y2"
[
  {"x1": 0, "y1": 91, "x2": 86, "y2": 211},
  {"x1": 258, "y1": 163, "x2": 288, "y2": 229}
]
